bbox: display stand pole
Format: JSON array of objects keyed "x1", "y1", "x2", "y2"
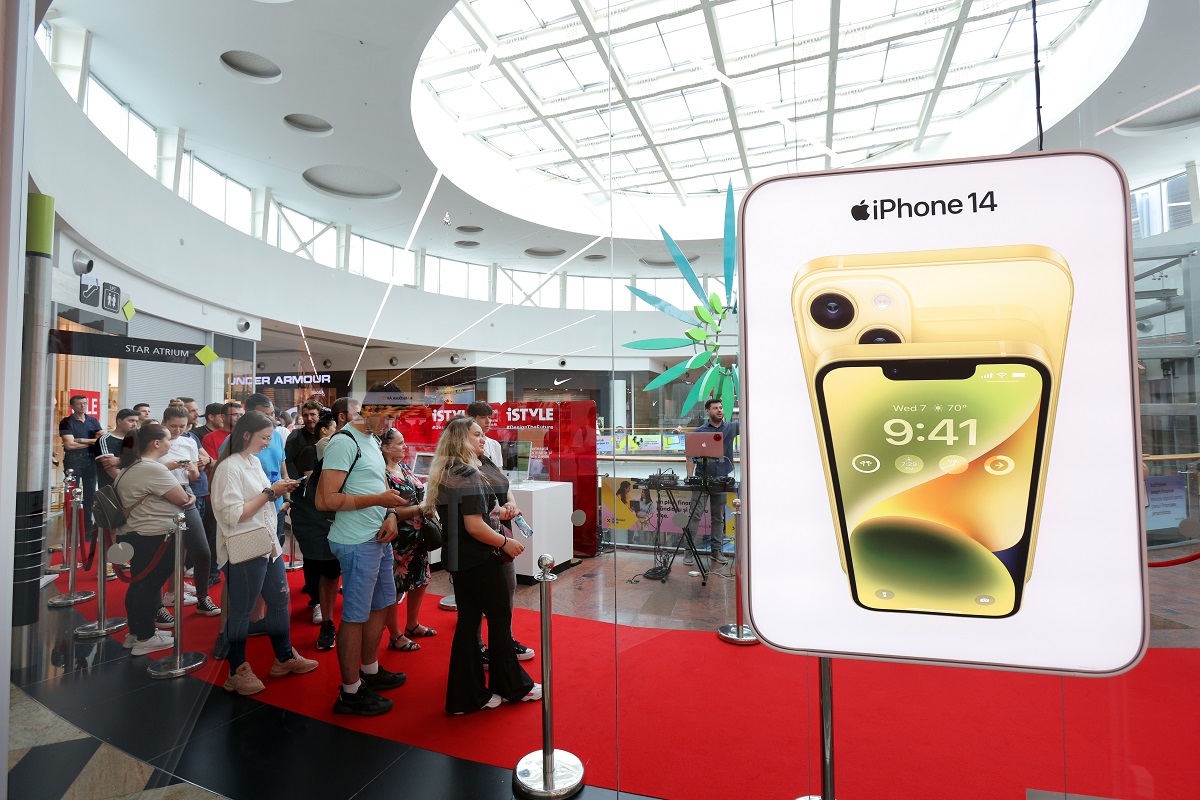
[
  {"x1": 513, "y1": 554, "x2": 584, "y2": 799},
  {"x1": 75, "y1": 526, "x2": 127, "y2": 638},
  {"x1": 284, "y1": 526, "x2": 303, "y2": 572},
  {"x1": 148, "y1": 513, "x2": 207, "y2": 678},
  {"x1": 47, "y1": 479, "x2": 94, "y2": 607},
  {"x1": 799, "y1": 657, "x2": 835, "y2": 800},
  {"x1": 717, "y1": 498, "x2": 757, "y2": 644}
]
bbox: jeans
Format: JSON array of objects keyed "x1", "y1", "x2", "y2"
[
  {"x1": 198, "y1": 495, "x2": 222, "y2": 583},
  {"x1": 276, "y1": 504, "x2": 288, "y2": 546},
  {"x1": 179, "y1": 501, "x2": 211, "y2": 600},
  {"x1": 64, "y1": 457, "x2": 97, "y2": 542},
  {"x1": 225, "y1": 555, "x2": 293, "y2": 670},
  {"x1": 124, "y1": 533, "x2": 175, "y2": 640},
  {"x1": 685, "y1": 490, "x2": 727, "y2": 552}
]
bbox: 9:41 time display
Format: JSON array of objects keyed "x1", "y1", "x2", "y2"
[{"x1": 884, "y1": 418, "x2": 977, "y2": 446}]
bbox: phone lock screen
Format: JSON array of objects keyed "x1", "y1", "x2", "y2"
[{"x1": 815, "y1": 358, "x2": 1050, "y2": 617}]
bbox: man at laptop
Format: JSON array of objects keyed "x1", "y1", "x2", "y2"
[{"x1": 685, "y1": 398, "x2": 739, "y2": 564}]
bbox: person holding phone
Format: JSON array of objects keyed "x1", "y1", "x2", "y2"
[
  {"x1": 211, "y1": 411, "x2": 317, "y2": 695},
  {"x1": 424, "y1": 417, "x2": 538, "y2": 715},
  {"x1": 161, "y1": 405, "x2": 219, "y2": 616}
]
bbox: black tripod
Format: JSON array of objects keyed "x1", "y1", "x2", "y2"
[
  {"x1": 662, "y1": 457, "x2": 724, "y2": 585},
  {"x1": 643, "y1": 485, "x2": 684, "y2": 582}
]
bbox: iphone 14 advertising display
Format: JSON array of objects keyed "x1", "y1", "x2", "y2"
[
  {"x1": 791, "y1": 246, "x2": 1073, "y2": 617},
  {"x1": 814, "y1": 346, "x2": 1051, "y2": 617}
]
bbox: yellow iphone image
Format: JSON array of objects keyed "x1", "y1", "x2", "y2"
[
  {"x1": 812, "y1": 342, "x2": 1052, "y2": 617},
  {"x1": 790, "y1": 247, "x2": 1073, "y2": 616}
]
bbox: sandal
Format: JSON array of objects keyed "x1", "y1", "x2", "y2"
[
  {"x1": 389, "y1": 634, "x2": 420, "y2": 652},
  {"x1": 405, "y1": 624, "x2": 438, "y2": 638}
]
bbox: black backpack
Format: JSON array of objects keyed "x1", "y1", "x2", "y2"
[
  {"x1": 93, "y1": 463, "x2": 151, "y2": 530},
  {"x1": 307, "y1": 429, "x2": 362, "y2": 506}
]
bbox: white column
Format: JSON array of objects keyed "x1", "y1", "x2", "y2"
[
  {"x1": 155, "y1": 126, "x2": 184, "y2": 193},
  {"x1": 336, "y1": 223, "x2": 351, "y2": 272},
  {"x1": 610, "y1": 379, "x2": 627, "y2": 429},
  {"x1": 351, "y1": 370, "x2": 367, "y2": 398},
  {"x1": 487, "y1": 376, "x2": 506, "y2": 404},
  {"x1": 251, "y1": 187, "x2": 273, "y2": 241},
  {"x1": 1187, "y1": 161, "x2": 1200, "y2": 225},
  {"x1": 47, "y1": 21, "x2": 90, "y2": 104}
]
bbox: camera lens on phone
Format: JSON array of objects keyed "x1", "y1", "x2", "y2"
[
  {"x1": 858, "y1": 327, "x2": 902, "y2": 345},
  {"x1": 809, "y1": 292, "x2": 855, "y2": 330}
]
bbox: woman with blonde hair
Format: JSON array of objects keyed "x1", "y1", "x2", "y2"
[{"x1": 424, "y1": 416, "x2": 539, "y2": 714}]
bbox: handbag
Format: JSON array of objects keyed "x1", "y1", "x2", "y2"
[
  {"x1": 223, "y1": 503, "x2": 275, "y2": 564},
  {"x1": 419, "y1": 516, "x2": 443, "y2": 552}
]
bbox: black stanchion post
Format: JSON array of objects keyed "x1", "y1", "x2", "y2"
[
  {"x1": 513, "y1": 554, "x2": 584, "y2": 799},
  {"x1": 148, "y1": 513, "x2": 206, "y2": 678}
]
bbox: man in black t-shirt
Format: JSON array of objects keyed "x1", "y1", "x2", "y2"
[
  {"x1": 59, "y1": 394, "x2": 104, "y2": 543},
  {"x1": 96, "y1": 408, "x2": 139, "y2": 491}
]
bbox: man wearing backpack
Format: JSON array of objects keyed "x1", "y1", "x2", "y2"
[
  {"x1": 317, "y1": 394, "x2": 406, "y2": 716},
  {"x1": 286, "y1": 399, "x2": 339, "y2": 642}
]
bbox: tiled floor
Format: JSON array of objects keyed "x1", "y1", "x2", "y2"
[{"x1": 10, "y1": 543, "x2": 1200, "y2": 799}]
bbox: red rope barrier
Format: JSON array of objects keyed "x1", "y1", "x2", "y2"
[{"x1": 1148, "y1": 551, "x2": 1200, "y2": 568}]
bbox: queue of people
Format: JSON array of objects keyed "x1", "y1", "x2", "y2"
[{"x1": 65, "y1": 390, "x2": 540, "y2": 717}]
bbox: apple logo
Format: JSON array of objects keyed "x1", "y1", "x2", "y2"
[{"x1": 850, "y1": 200, "x2": 869, "y2": 221}]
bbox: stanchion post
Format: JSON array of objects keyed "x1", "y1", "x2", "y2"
[
  {"x1": 717, "y1": 498, "x2": 758, "y2": 645},
  {"x1": 46, "y1": 471, "x2": 78, "y2": 574},
  {"x1": 47, "y1": 478, "x2": 94, "y2": 608},
  {"x1": 148, "y1": 513, "x2": 206, "y2": 678},
  {"x1": 820, "y1": 657, "x2": 834, "y2": 799},
  {"x1": 285, "y1": 524, "x2": 304, "y2": 571},
  {"x1": 513, "y1": 554, "x2": 584, "y2": 800},
  {"x1": 75, "y1": 526, "x2": 127, "y2": 638}
]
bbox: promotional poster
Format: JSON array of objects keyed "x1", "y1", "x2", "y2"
[{"x1": 739, "y1": 151, "x2": 1146, "y2": 674}]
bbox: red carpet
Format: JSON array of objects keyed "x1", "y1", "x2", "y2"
[{"x1": 51, "y1": 559, "x2": 1198, "y2": 800}]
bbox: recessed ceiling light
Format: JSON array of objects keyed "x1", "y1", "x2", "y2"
[
  {"x1": 454, "y1": 240, "x2": 480, "y2": 248},
  {"x1": 640, "y1": 254, "x2": 699, "y2": 268},
  {"x1": 584, "y1": 254, "x2": 607, "y2": 261},
  {"x1": 302, "y1": 164, "x2": 402, "y2": 201},
  {"x1": 456, "y1": 225, "x2": 483, "y2": 234},
  {"x1": 525, "y1": 247, "x2": 567, "y2": 258},
  {"x1": 284, "y1": 113, "x2": 333, "y2": 136},
  {"x1": 219, "y1": 50, "x2": 282, "y2": 83}
]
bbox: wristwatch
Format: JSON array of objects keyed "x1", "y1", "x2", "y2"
[{"x1": 263, "y1": 487, "x2": 277, "y2": 502}]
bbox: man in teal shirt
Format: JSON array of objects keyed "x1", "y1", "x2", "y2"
[{"x1": 317, "y1": 394, "x2": 415, "y2": 716}]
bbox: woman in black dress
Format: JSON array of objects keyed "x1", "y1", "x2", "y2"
[{"x1": 423, "y1": 416, "x2": 539, "y2": 714}]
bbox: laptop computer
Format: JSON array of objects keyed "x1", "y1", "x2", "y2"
[
  {"x1": 684, "y1": 431, "x2": 724, "y2": 459},
  {"x1": 411, "y1": 452, "x2": 434, "y2": 478}
]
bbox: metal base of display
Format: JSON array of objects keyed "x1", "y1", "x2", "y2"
[
  {"x1": 284, "y1": 559, "x2": 304, "y2": 572},
  {"x1": 513, "y1": 750, "x2": 585, "y2": 799},
  {"x1": 75, "y1": 617, "x2": 128, "y2": 638},
  {"x1": 44, "y1": 562, "x2": 80, "y2": 574},
  {"x1": 438, "y1": 594, "x2": 457, "y2": 611},
  {"x1": 147, "y1": 651, "x2": 207, "y2": 679},
  {"x1": 716, "y1": 623, "x2": 757, "y2": 644},
  {"x1": 47, "y1": 590, "x2": 94, "y2": 607}
]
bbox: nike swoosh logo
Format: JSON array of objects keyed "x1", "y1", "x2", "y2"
[{"x1": 553, "y1": 377, "x2": 571, "y2": 386}]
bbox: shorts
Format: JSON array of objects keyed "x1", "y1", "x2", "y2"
[
  {"x1": 328, "y1": 540, "x2": 395, "y2": 623},
  {"x1": 309, "y1": 557, "x2": 341, "y2": 580}
]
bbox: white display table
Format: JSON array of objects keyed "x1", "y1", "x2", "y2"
[{"x1": 509, "y1": 480, "x2": 575, "y2": 583}]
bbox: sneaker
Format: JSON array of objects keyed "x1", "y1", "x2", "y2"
[
  {"x1": 333, "y1": 685, "x2": 392, "y2": 716},
  {"x1": 316, "y1": 621, "x2": 336, "y2": 651},
  {"x1": 360, "y1": 666, "x2": 406, "y2": 691},
  {"x1": 453, "y1": 694, "x2": 502, "y2": 715},
  {"x1": 709, "y1": 549, "x2": 729, "y2": 565},
  {"x1": 512, "y1": 640, "x2": 535, "y2": 661},
  {"x1": 208, "y1": 571, "x2": 222, "y2": 587},
  {"x1": 122, "y1": 633, "x2": 138, "y2": 649},
  {"x1": 131, "y1": 631, "x2": 174, "y2": 656},
  {"x1": 480, "y1": 646, "x2": 489, "y2": 671},
  {"x1": 683, "y1": 551, "x2": 695, "y2": 566},
  {"x1": 223, "y1": 663, "x2": 265, "y2": 696},
  {"x1": 105, "y1": 564, "x2": 116, "y2": 581},
  {"x1": 184, "y1": 567, "x2": 194, "y2": 578},
  {"x1": 182, "y1": 581, "x2": 195, "y2": 593},
  {"x1": 503, "y1": 683, "x2": 543, "y2": 703},
  {"x1": 155, "y1": 608, "x2": 175, "y2": 630},
  {"x1": 311, "y1": 604, "x2": 323, "y2": 625},
  {"x1": 195, "y1": 596, "x2": 221, "y2": 617},
  {"x1": 163, "y1": 592, "x2": 198, "y2": 608},
  {"x1": 269, "y1": 648, "x2": 319, "y2": 678},
  {"x1": 213, "y1": 631, "x2": 229, "y2": 660}
]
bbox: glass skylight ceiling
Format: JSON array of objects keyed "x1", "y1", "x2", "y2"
[{"x1": 418, "y1": 0, "x2": 1096, "y2": 199}]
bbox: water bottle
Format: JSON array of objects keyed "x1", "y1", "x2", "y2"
[{"x1": 512, "y1": 514, "x2": 534, "y2": 538}]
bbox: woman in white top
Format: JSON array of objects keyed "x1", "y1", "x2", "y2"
[
  {"x1": 210, "y1": 411, "x2": 317, "y2": 695},
  {"x1": 114, "y1": 424, "x2": 195, "y2": 656}
]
